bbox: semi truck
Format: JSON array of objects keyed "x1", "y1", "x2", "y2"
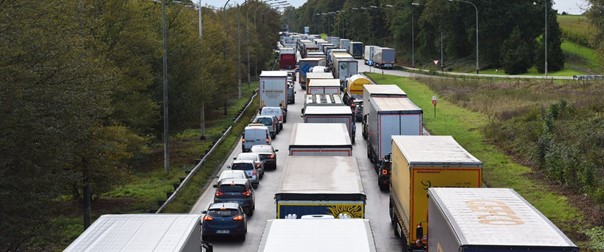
[
  {"x1": 362, "y1": 84, "x2": 407, "y2": 118},
  {"x1": 306, "y1": 79, "x2": 341, "y2": 95},
  {"x1": 350, "y1": 41, "x2": 364, "y2": 59},
  {"x1": 328, "y1": 36, "x2": 340, "y2": 48},
  {"x1": 259, "y1": 71, "x2": 288, "y2": 111},
  {"x1": 366, "y1": 97, "x2": 422, "y2": 164},
  {"x1": 389, "y1": 136, "x2": 483, "y2": 251},
  {"x1": 289, "y1": 123, "x2": 352, "y2": 156},
  {"x1": 278, "y1": 47, "x2": 296, "y2": 70},
  {"x1": 344, "y1": 74, "x2": 374, "y2": 105},
  {"x1": 339, "y1": 38, "x2": 351, "y2": 52},
  {"x1": 364, "y1": 45, "x2": 378, "y2": 65},
  {"x1": 298, "y1": 58, "x2": 323, "y2": 89},
  {"x1": 275, "y1": 156, "x2": 365, "y2": 218},
  {"x1": 258, "y1": 219, "x2": 377, "y2": 252},
  {"x1": 303, "y1": 105, "x2": 355, "y2": 144},
  {"x1": 372, "y1": 47, "x2": 396, "y2": 69},
  {"x1": 64, "y1": 214, "x2": 211, "y2": 252},
  {"x1": 428, "y1": 188, "x2": 578, "y2": 252}
]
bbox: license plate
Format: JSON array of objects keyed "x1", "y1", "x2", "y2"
[{"x1": 216, "y1": 230, "x2": 230, "y2": 234}]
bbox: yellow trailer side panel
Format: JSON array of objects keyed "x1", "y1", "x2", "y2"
[{"x1": 391, "y1": 142, "x2": 411, "y2": 242}]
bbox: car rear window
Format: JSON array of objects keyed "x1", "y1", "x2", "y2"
[
  {"x1": 208, "y1": 209, "x2": 239, "y2": 217},
  {"x1": 237, "y1": 154, "x2": 257, "y2": 161},
  {"x1": 231, "y1": 163, "x2": 253, "y2": 170},
  {"x1": 256, "y1": 118, "x2": 272, "y2": 125},
  {"x1": 219, "y1": 184, "x2": 246, "y2": 192}
]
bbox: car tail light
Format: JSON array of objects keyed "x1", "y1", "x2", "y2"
[
  {"x1": 269, "y1": 154, "x2": 275, "y2": 159},
  {"x1": 232, "y1": 215, "x2": 244, "y2": 221},
  {"x1": 381, "y1": 169, "x2": 388, "y2": 175},
  {"x1": 242, "y1": 190, "x2": 252, "y2": 197},
  {"x1": 242, "y1": 139, "x2": 246, "y2": 143},
  {"x1": 255, "y1": 163, "x2": 261, "y2": 168},
  {"x1": 203, "y1": 215, "x2": 213, "y2": 221},
  {"x1": 252, "y1": 169, "x2": 257, "y2": 176},
  {"x1": 266, "y1": 138, "x2": 270, "y2": 143},
  {"x1": 280, "y1": 115, "x2": 283, "y2": 121},
  {"x1": 214, "y1": 190, "x2": 224, "y2": 197}
]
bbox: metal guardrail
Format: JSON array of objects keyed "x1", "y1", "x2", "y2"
[{"x1": 156, "y1": 89, "x2": 258, "y2": 213}]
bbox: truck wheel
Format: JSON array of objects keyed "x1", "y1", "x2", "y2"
[
  {"x1": 389, "y1": 201, "x2": 395, "y2": 225},
  {"x1": 379, "y1": 184, "x2": 389, "y2": 192}
]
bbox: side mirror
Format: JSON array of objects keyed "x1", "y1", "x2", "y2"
[
  {"x1": 202, "y1": 210, "x2": 208, "y2": 214},
  {"x1": 274, "y1": 149, "x2": 279, "y2": 152},
  {"x1": 233, "y1": 157, "x2": 236, "y2": 160},
  {"x1": 226, "y1": 165, "x2": 231, "y2": 169},
  {"x1": 212, "y1": 184, "x2": 218, "y2": 188}
]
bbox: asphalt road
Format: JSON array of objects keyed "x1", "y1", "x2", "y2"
[{"x1": 190, "y1": 72, "x2": 403, "y2": 251}]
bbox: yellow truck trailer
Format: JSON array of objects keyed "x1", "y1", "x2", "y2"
[{"x1": 389, "y1": 136, "x2": 482, "y2": 251}]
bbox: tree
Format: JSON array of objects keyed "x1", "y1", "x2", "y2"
[{"x1": 500, "y1": 27, "x2": 533, "y2": 74}]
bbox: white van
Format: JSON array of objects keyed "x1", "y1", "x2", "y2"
[{"x1": 242, "y1": 124, "x2": 271, "y2": 152}]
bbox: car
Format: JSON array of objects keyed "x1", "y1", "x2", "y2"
[
  {"x1": 253, "y1": 115, "x2": 278, "y2": 139},
  {"x1": 260, "y1": 106, "x2": 286, "y2": 126},
  {"x1": 353, "y1": 102, "x2": 363, "y2": 122},
  {"x1": 250, "y1": 145, "x2": 278, "y2": 170},
  {"x1": 228, "y1": 160, "x2": 259, "y2": 188},
  {"x1": 201, "y1": 202, "x2": 247, "y2": 241},
  {"x1": 242, "y1": 124, "x2": 271, "y2": 152},
  {"x1": 234, "y1": 153, "x2": 265, "y2": 179},
  {"x1": 376, "y1": 153, "x2": 392, "y2": 191},
  {"x1": 214, "y1": 170, "x2": 249, "y2": 187},
  {"x1": 212, "y1": 178, "x2": 255, "y2": 216},
  {"x1": 287, "y1": 83, "x2": 296, "y2": 104}
]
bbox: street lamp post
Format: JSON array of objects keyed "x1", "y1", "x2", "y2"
[
  {"x1": 222, "y1": 0, "x2": 231, "y2": 115},
  {"x1": 161, "y1": 0, "x2": 170, "y2": 173},
  {"x1": 450, "y1": 0, "x2": 478, "y2": 74},
  {"x1": 544, "y1": 0, "x2": 548, "y2": 77}
]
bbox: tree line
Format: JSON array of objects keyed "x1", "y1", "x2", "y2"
[
  {"x1": 282, "y1": 0, "x2": 565, "y2": 74},
  {"x1": 0, "y1": 0, "x2": 280, "y2": 250}
]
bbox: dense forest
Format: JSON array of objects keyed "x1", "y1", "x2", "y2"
[
  {"x1": 0, "y1": 0, "x2": 280, "y2": 250},
  {"x1": 282, "y1": 0, "x2": 565, "y2": 74}
]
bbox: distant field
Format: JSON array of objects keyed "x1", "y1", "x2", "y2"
[{"x1": 558, "y1": 15, "x2": 593, "y2": 47}]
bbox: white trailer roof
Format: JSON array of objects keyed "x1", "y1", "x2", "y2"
[
  {"x1": 308, "y1": 79, "x2": 340, "y2": 87},
  {"x1": 392, "y1": 135, "x2": 482, "y2": 166},
  {"x1": 278, "y1": 156, "x2": 363, "y2": 194},
  {"x1": 260, "y1": 71, "x2": 287, "y2": 77},
  {"x1": 258, "y1": 219, "x2": 376, "y2": 252},
  {"x1": 372, "y1": 97, "x2": 422, "y2": 113},
  {"x1": 290, "y1": 123, "x2": 351, "y2": 147},
  {"x1": 429, "y1": 188, "x2": 577, "y2": 248},
  {"x1": 304, "y1": 105, "x2": 352, "y2": 115},
  {"x1": 332, "y1": 52, "x2": 354, "y2": 58},
  {"x1": 64, "y1": 214, "x2": 201, "y2": 252},
  {"x1": 364, "y1": 84, "x2": 407, "y2": 97},
  {"x1": 307, "y1": 72, "x2": 334, "y2": 79}
]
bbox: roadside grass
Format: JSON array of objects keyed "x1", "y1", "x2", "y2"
[
  {"x1": 50, "y1": 83, "x2": 259, "y2": 250},
  {"x1": 479, "y1": 66, "x2": 584, "y2": 76},
  {"x1": 366, "y1": 73, "x2": 587, "y2": 246},
  {"x1": 562, "y1": 40, "x2": 603, "y2": 70}
]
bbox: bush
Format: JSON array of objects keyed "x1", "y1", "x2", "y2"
[{"x1": 500, "y1": 27, "x2": 533, "y2": 75}]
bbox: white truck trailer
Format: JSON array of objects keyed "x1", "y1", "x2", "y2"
[
  {"x1": 371, "y1": 47, "x2": 396, "y2": 69},
  {"x1": 332, "y1": 52, "x2": 358, "y2": 90},
  {"x1": 366, "y1": 97, "x2": 422, "y2": 163},
  {"x1": 362, "y1": 84, "x2": 407, "y2": 117},
  {"x1": 289, "y1": 123, "x2": 352, "y2": 156},
  {"x1": 307, "y1": 79, "x2": 341, "y2": 95},
  {"x1": 303, "y1": 105, "x2": 355, "y2": 143},
  {"x1": 339, "y1": 38, "x2": 351, "y2": 52},
  {"x1": 428, "y1": 188, "x2": 578, "y2": 252},
  {"x1": 364, "y1": 45, "x2": 378, "y2": 66},
  {"x1": 64, "y1": 214, "x2": 208, "y2": 252},
  {"x1": 274, "y1": 156, "x2": 365, "y2": 219},
  {"x1": 258, "y1": 219, "x2": 376, "y2": 252},
  {"x1": 259, "y1": 71, "x2": 288, "y2": 110}
]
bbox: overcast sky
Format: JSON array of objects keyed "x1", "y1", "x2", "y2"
[{"x1": 197, "y1": 0, "x2": 589, "y2": 15}]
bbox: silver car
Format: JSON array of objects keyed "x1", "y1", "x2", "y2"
[
  {"x1": 228, "y1": 160, "x2": 259, "y2": 188},
  {"x1": 234, "y1": 153, "x2": 265, "y2": 179}
]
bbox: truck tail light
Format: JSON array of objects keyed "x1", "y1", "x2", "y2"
[
  {"x1": 203, "y1": 215, "x2": 213, "y2": 221},
  {"x1": 214, "y1": 190, "x2": 224, "y2": 197},
  {"x1": 232, "y1": 215, "x2": 244, "y2": 221},
  {"x1": 381, "y1": 169, "x2": 388, "y2": 175},
  {"x1": 242, "y1": 190, "x2": 252, "y2": 197}
]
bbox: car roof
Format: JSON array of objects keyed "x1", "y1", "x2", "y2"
[
  {"x1": 220, "y1": 170, "x2": 246, "y2": 176},
  {"x1": 218, "y1": 178, "x2": 250, "y2": 186},
  {"x1": 232, "y1": 159, "x2": 255, "y2": 164},
  {"x1": 255, "y1": 115, "x2": 273, "y2": 119},
  {"x1": 209, "y1": 202, "x2": 241, "y2": 210},
  {"x1": 250, "y1": 145, "x2": 273, "y2": 151}
]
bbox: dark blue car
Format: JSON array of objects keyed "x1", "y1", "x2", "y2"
[
  {"x1": 202, "y1": 202, "x2": 247, "y2": 241},
  {"x1": 213, "y1": 178, "x2": 255, "y2": 216}
]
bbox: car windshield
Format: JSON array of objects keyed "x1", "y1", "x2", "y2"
[
  {"x1": 219, "y1": 184, "x2": 246, "y2": 192},
  {"x1": 208, "y1": 209, "x2": 239, "y2": 217},
  {"x1": 255, "y1": 117, "x2": 272, "y2": 125},
  {"x1": 231, "y1": 163, "x2": 253, "y2": 171}
]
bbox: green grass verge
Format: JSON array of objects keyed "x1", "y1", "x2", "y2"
[
  {"x1": 479, "y1": 66, "x2": 584, "y2": 76},
  {"x1": 366, "y1": 73, "x2": 586, "y2": 245},
  {"x1": 562, "y1": 40, "x2": 602, "y2": 69}
]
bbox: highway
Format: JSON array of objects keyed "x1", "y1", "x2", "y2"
[{"x1": 190, "y1": 63, "x2": 403, "y2": 251}]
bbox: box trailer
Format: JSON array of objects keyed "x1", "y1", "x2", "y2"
[
  {"x1": 305, "y1": 72, "x2": 334, "y2": 91},
  {"x1": 362, "y1": 85, "x2": 407, "y2": 117},
  {"x1": 275, "y1": 156, "x2": 365, "y2": 218},
  {"x1": 307, "y1": 79, "x2": 341, "y2": 95},
  {"x1": 366, "y1": 97, "x2": 422, "y2": 164},
  {"x1": 64, "y1": 214, "x2": 205, "y2": 252},
  {"x1": 279, "y1": 47, "x2": 296, "y2": 70},
  {"x1": 372, "y1": 47, "x2": 396, "y2": 69},
  {"x1": 428, "y1": 188, "x2": 578, "y2": 252},
  {"x1": 389, "y1": 136, "x2": 483, "y2": 251},
  {"x1": 298, "y1": 58, "x2": 323, "y2": 89},
  {"x1": 258, "y1": 219, "x2": 377, "y2": 252},
  {"x1": 289, "y1": 123, "x2": 352, "y2": 156},
  {"x1": 303, "y1": 106, "x2": 355, "y2": 144},
  {"x1": 339, "y1": 38, "x2": 351, "y2": 52},
  {"x1": 364, "y1": 45, "x2": 378, "y2": 66},
  {"x1": 350, "y1": 41, "x2": 364, "y2": 59},
  {"x1": 259, "y1": 71, "x2": 288, "y2": 110},
  {"x1": 328, "y1": 36, "x2": 340, "y2": 48}
]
